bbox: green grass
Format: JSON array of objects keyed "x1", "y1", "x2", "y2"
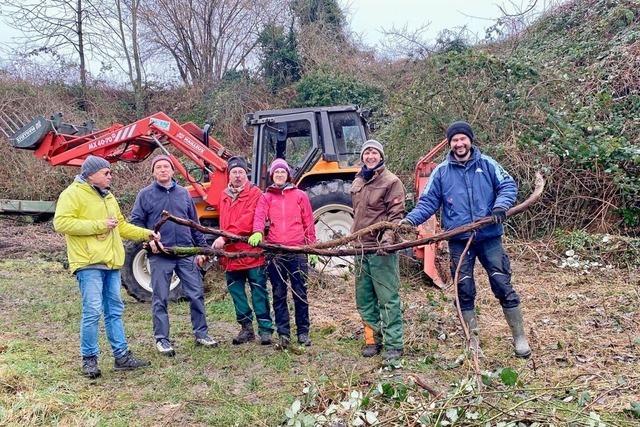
[{"x1": 1, "y1": 258, "x2": 639, "y2": 426}]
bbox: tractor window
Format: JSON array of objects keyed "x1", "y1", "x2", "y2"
[
  {"x1": 329, "y1": 112, "x2": 367, "y2": 167},
  {"x1": 262, "y1": 119, "x2": 313, "y2": 180}
]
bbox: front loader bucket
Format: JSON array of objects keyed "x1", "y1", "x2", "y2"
[{"x1": 8, "y1": 115, "x2": 52, "y2": 150}]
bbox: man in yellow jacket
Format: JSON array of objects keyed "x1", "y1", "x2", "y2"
[{"x1": 54, "y1": 155, "x2": 159, "y2": 379}]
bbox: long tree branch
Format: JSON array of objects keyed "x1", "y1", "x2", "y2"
[{"x1": 154, "y1": 172, "x2": 545, "y2": 257}]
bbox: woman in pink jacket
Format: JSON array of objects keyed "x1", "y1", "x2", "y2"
[{"x1": 249, "y1": 158, "x2": 317, "y2": 348}]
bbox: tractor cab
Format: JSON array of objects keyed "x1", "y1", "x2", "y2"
[{"x1": 246, "y1": 105, "x2": 370, "y2": 190}]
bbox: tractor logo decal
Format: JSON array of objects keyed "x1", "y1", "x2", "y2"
[
  {"x1": 15, "y1": 120, "x2": 42, "y2": 143},
  {"x1": 87, "y1": 125, "x2": 136, "y2": 150}
]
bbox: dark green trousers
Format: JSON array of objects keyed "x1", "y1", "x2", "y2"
[
  {"x1": 226, "y1": 266, "x2": 273, "y2": 334},
  {"x1": 355, "y1": 253, "x2": 403, "y2": 350}
]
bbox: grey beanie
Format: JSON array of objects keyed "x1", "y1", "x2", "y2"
[
  {"x1": 81, "y1": 155, "x2": 110, "y2": 178},
  {"x1": 227, "y1": 156, "x2": 248, "y2": 175},
  {"x1": 360, "y1": 139, "x2": 384, "y2": 160},
  {"x1": 446, "y1": 121, "x2": 474, "y2": 143}
]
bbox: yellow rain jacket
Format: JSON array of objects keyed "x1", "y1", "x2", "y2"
[{"x1": 54, "y1": 179, "x2": 152, "y2": 273}]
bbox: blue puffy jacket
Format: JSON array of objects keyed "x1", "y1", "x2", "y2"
[{"x1": 405, "y1": 147, "x2": 517, "y2": 241}]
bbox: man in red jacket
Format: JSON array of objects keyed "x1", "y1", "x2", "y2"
[{"x1": 213, "y1": 157, "x2": 274, "y2": 345}]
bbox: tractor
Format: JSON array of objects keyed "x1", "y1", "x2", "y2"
[{"x1": 5, "y1": 105, "x2": 447, "y2": 301}]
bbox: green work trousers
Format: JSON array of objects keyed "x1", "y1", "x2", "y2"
[
  {"x1": 355, "y1": 253, "x2": 403, "y2": 350},
  {"x1": 226, "y1": 266, "x2": 273, "y2": 334}
]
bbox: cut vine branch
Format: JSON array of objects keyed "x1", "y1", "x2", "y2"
[{"x1": 153, "y1": 172, "x2": 545, "y2": 258}]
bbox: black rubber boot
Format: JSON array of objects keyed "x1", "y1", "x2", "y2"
[
  {"x1": 361, "y1": 344, "x2": 382, "y2": 357},
  {"x1": 232, "y1": 322, "x2": 255, "y2": 345},
  {"x1": 82, "y1": 355, "x2": 101, "y2": 379},
  {"x1": 461, "y1": 310, "x2": 482, "y2": 355},
  {"x1": 502, "y1": 306, "x2": 532, "y2": 358}
]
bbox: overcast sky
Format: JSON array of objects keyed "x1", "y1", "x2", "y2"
[{"x1": 343, "y1": 0, "x2": 555, "y2": 46}]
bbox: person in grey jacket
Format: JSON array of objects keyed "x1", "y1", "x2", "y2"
[
  {"x1": 130, "y1": 154, "x2": 218, "y2": 356},
  {"x1": 401, "y1": 121, "x2": 531, "y2": 358}
]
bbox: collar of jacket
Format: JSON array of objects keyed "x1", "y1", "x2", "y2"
[
  {"x1": 153, "y1": 179, "x2": 177, "y2": 191},
  {"x1": 74, "y1": 174, "x2": 110, "y2": 198},
  {"x1": 357, "y1": 164, "x2": 386, "y2": 180},
  {"x1": 447, "y1": 146, "x2": 480, "y2": 167},
  {"x1": 266, "y1": 182, "x2": 296, "y2": 194}
]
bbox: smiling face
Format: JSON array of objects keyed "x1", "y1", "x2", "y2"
[
  {"x1": 152, "y1": 160, "x2": 174, "y2": 185},
  {"x1": 449, "y1": 133, "x2": 472, "y2": 161},
  {"x1": 229, "y1": 166, "x2": 248, "y2": 188},
  {"x1": 87, "y1": 167, "x2": 112, "y2": 190},
  {"x1": 361, "y1": 147, "x2": 382, "y2": 169},
  {"x1": 272, "y1": 168, "x2": 289, "y2": 186}
]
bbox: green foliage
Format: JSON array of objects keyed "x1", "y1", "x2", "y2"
[
  {"x1": 258, "y1": 24, "x2": 302, "y2": 92},
  {"x1": 294, "y1": 71, "x2": 383, "y2": 110},
  {"x1": 499, "y1": 367, "x2": 519, "y2": 386},
  {"x1": 292, "y1": 0, "x2": 345, "y2": 31}
]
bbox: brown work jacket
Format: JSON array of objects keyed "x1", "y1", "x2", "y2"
[{"x1": 351, "y1": 166, "x2": 406, "y2": 245}]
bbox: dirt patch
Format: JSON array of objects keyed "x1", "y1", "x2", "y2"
[{"x1": 0, "y1": 217, "x2": 66, "y2": 260}]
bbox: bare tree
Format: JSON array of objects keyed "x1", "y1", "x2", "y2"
[
  {"x1": 92, "y1": 0, "x2": 146, "y2": 116},
  {"x1": 140, "y1": 0, "x2": 277, "y2": 86},
  {"x1": 2, "y1": 0, "x2": 99, "y2": 109}
]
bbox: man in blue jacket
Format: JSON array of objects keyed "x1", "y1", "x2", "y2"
[
  {"x1": 401, "y1": 121, "x2": 531, "y2": 358},
  {"x1": 131, "y1": 154, "x2": 218, "y2": 356}
]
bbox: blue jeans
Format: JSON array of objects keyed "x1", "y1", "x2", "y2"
[
  {"x1": 448, "y1": 236, "x2": 521, "y2": 311},
  {"x1": 149, "y1": 255, "x2": 208, "y2": 340},
  {"x1": 76, "y1": 269, "x2": 128, "y2": 358},
  {"x1": 267, "y1": 254, "x2": 309, "y2": 338}
]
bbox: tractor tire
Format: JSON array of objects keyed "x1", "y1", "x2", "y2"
[
  {"x1": 305, "y1": 179, "x2": 354, "y2": 275},
  {"x1": 121, "y1": 242, "x2": 184, "y2": 303}
]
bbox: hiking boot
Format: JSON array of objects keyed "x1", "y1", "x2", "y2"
[
  {"x1": 232, "y1": 323, "x2": 255, "y2": 345},
  {"x1": 461, "y1": 310, "x2": 482, "y2": 356},
  {"x1": 503, "y1": 306, "x2": 532, "y2": 358},
  {"x1": 277, "y1": 335, "x2": 290, "y2": 349},
  {"x1": 81, "y1": 355, "x2": 101, "y2": 379},
  {"x1": 195, "y1": 335, "x2": 219, "y2": 348},
  {"x1": 361, "y1": 344, "x2": 382, "y2": 358},
  {"x1": 155, "y1": 338, "x2": 176, "y2": 357},
  {"x1": 114, "y1": 350, "x2": 151, "y2": 371},
  {"x1": 297, "y1": 333, "x2": 311, "y2": 347},
  {"x1": 382, "y1": 348, "x2": 403, "y2": 361},
  {"x1": 259, "y1": 331, "x2": 273, "y2": 345}
]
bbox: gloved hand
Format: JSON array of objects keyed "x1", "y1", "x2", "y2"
[
  {"x1": 491, "y1": 207, "x2": 507, "y2": 224},
  {"x1": 195, "y1": 255, "x2": 208, "y2": 268},
  {"x1": 398, "y1": 218, "x2": 414, "y2": 227},
  {"x1": 248, "y1": 232, "x2": 263, "y2": 247},
  {"x1": 308, "y1": 254, "x2": 319, "y2": 267}
]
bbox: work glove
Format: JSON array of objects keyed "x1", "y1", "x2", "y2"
[
  {"x1": 308, "y1": 254, "x2": 319, "y2": 267},
  {"x1": 491, "y1": 207, "x2": 507, "y2": 224},
  {"x1": 398, "y1": 218, "x2": 414, "y2": 227},
  {"x1": 248, "y1": 232, "x2": 263, "y2": 247},
  {"x1": 195, "y1": 255, "x2": 207, "y2": 268}
]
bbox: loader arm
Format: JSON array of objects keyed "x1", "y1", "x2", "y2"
[
  {"x1": 9, "y1": 112, "x2": 231, "y2": 210},
  {"x1": 413, "y1": 138, "x2": 450, "y2": 288}
]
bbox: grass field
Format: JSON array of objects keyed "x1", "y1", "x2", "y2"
[{"x1": 0, "y1": 229, "x2": 639, "y2": 425}]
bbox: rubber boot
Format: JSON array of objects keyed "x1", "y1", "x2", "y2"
[
  {"x1": 232, "y1": 322, "x2": 255, "y2": 345},
  {"x1": 502, "y1": 306, "x2": 532, "y2": 358},
  {"x1": 461, "y1": 310, "x2": 481, "y2": 356}
]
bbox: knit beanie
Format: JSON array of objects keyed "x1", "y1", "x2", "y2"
[
  {"x1": 81, "y1": 155, "x2": 110, "y2": 179},
  {"x1": 360, "y1": 139, "x2": 385, "y2": 161},
  {"x1": 269, "y1": 158, "x2": 291, "y2": 177},
  {"x1": 151, "y1": 154, "x2": 174, "y2": 172},
  {"x1": 446, "y1": 121, "x2": 474, "y2": 143},
  {"x1": 227, "y1": 156, "x2": 248, "y2": 175}
]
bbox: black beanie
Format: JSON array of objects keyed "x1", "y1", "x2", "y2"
[
  {"x1": 227, "y1": 156, "x2": 248, "y2": 175},
  {"x1": 446, "y1": 121, "x2": 474, "y2": 143}
]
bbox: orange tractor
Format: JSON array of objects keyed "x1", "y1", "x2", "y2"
[{"x1": 6, "y1": 106, "x2": 447, "y2": 301}]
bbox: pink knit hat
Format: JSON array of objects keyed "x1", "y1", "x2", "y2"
[{"x1": 269, "y1": 158, "x2": 291, "y2": 177}]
